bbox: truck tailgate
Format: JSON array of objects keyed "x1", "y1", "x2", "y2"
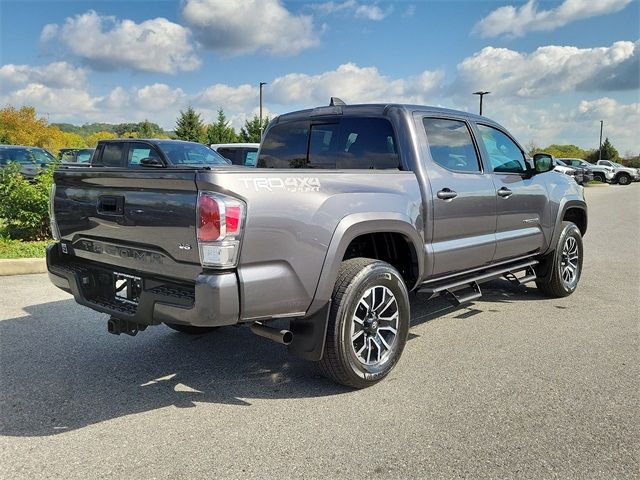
[{"x1": 52, "y1": 168, "x2": 202, "y2": 281}]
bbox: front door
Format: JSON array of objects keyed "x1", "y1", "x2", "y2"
[
  {"x1": 475, "y1": 124, "x2": 548, "y2": 262},
  {"x1": 421, "y1": 117, "x2": 497, "y2": 276}
]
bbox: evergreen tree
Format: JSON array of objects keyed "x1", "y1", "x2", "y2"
[
  {"x1": 599, "y1": 137, "x2": 619, "y2": 161},
  {"x1": 174, "y1": 106, "x2": 205, "y2": 142},
  {"x1": 239, "y1": 115, "x2": 270, "y2": 143},
  {"x1": 205, "y1": 109, "x2": 237, "y2": 144}
]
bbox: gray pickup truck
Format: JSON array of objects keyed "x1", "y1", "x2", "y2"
[{"x1": 47, "y1": 102, "x2": 587, "y2": 388}]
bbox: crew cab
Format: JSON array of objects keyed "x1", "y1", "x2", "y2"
[{"x1": 48, "y1": 103, "x2": 587, "y2": 388}]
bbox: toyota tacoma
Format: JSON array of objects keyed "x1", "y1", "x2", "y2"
[{"x1": 47, "y1": 102, "x2": 587, "y2": 388}]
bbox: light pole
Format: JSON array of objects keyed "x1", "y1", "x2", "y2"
[
  {"x1": 259, "y1": 82, "x2": 267, "y2": 137},
  {"x1": 473, "y1": 91, "x2": 490, "y2": 115},
  {"x1": 598, "y1": 120, "x2": 603, "y2": 161}
]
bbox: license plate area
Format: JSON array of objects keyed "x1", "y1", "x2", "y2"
[{"x1": 114, "y1": 272, "x2": 142, "y2": 305}]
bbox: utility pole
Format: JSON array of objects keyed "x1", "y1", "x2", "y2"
[
  {"x1": 473, "y1": 91, "x2": 490, "y2": 115},
  {"x1": 598, "y1": 120, "x2": 603, "y2": 161},
  {"x1": 259, "y1": 82, "x2": 267, "y2": 138}
]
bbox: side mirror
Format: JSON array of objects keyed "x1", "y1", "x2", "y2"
[
  {"x1": 533, "y1": 153, "x2": 554, "y2": 174},
  {"x1": 140, "y1": 157, "x2": 164, "y2": 168}
]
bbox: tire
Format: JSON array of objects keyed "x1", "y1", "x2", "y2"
[
  {"x1": 317, "y1": 258, "x2": 410, "y2": 389},
  {"x1": 593, "y1": 172, "x2": 606, "y2": 183},
  {"x1": 616, "y1": 173, "x2": 631, "y2": 185},
  {"x1": 536, "y1": 222, "x2": 583, "y2": 298},
  {"x1": 164, "y1": 323, "x2": 218, "y2": 335}
]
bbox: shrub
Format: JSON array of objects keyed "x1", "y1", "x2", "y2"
[{"x1": 0, "y1": 162, "x2": 54, "y2": 240}]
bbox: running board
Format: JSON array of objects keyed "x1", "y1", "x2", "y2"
[{"x1": 418, "y1": 259, "x2": 539, "y2": 306}]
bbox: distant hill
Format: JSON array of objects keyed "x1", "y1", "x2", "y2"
[{"x1": 52, "y1": 121, "x2": 173, "y2": 138}]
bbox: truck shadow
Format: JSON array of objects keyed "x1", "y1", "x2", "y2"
[{"x1": 1, "y1": 279, "x2": 544, "y2": 437}]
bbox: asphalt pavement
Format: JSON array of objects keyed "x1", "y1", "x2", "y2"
[{"x1": 1, "y1": 184, "x2": 638, "y2": 479}]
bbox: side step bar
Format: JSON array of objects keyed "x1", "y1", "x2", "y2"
[{"x1": 418, "y1": 259, "x2": 538, "y2": 306}]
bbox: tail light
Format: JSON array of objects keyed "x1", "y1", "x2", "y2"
[
  {"x1": 197, "y1": 192, "x2": 245, "y2": 268},
  {"x1": 49, "y1": 184, "x2": 61, "y2": 241}
]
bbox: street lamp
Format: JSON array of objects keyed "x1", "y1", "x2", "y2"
[
  {"x1": 473, "y1": 91, "x2": 490, "y2": 115},
  {"x1": 598, "y1": 120, "x2": 603, "y2": 161},
  {"x1": 259, "y1": 82, "x2": 267, "y2": 137}
]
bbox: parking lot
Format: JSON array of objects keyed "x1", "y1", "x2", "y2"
[{"x1": 1, "y1": 184, "x2": 638, "y2": 479}]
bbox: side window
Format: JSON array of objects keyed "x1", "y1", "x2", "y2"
[
  {"x1": 258, "y1": 120, "x2": 310, "y2": 168},
  {"x1": 336, "y1": 117, "x2": 399, "y2": 169},
  {"x1": 477, "y1": 124, "x2": 526, "y2": 173},
  {"x1": 127, "y1": 143, "x2": 160, "y2": 167},
  {"x1": 243, "y1": 150, "x2": 257, "y2": 166},
  {"x1": 217, "y1": 148, "x2": 238, "y2": 164},
  {"x1": 100, "y1": 143, "x2": 125, "y2": 167},
  {"x1": 422, "y1": 118, "x2": 481, "y2": 173},
  {"x1": 308, "y1": 123, "x2": 339, "y2": 168}
]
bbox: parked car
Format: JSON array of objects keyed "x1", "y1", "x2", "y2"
[
  {"x1": 595, "y1": 160, "x2": 640, "y2": 185},
  {"x1": 211, "y1": 143, "x2": 259, "y2": 166},
  {"x1": 85, "y1": 138, "x2": 231, "y2": 168},
  {"x1": 554, "y1": 158, "x2": 594, "y2": 184},
  {"x1": 558, "y1": 158, "x2": 613, "y2": 183},
  {"x1": 59, "y1": 148, "x2": 95, "y2": 165},
  {"x1": 47, "y1": 102, "x2": 587, "y2": 388},
  {"x1": 0, "y1": 145, "x2": 56, "y2": 180}
]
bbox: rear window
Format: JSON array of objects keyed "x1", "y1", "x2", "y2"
[
  {"x1": 258, "y1": 117, "x2": 399, "y2": 169},
  {"x1": 100, "y1": 143, "x2": 125, "y2": 167},
  {"x1": 156, "y1": 142, "x2": 230, "y2": 167},
  {"x1": 0, "y1": 148, "x2": 55, "y2": 165},
  {"x1": 422, "y1": 118, "x2": 481, "y2": 173}
]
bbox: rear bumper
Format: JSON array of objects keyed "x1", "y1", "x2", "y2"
[{"x1": 47, "y1": 243, "x2": 240, "y2": 327}]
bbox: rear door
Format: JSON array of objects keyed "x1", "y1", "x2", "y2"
[
  {"x1": 474, "y1": 123, "x2": 549, "y2": 262},
  {"x1": 421, "y1": 116, "x2": 497, "y2": 276}
]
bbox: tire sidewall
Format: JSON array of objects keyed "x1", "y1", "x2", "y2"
[
  {"x1": 618, "y1": 174, "x2": 630, "y2": 185},
  {"x1": 553, "y1": 223, "x2": 583, "y2": 294},
  {"x1": 335, "y1": 263, "x2": 410, "y2": 384}
]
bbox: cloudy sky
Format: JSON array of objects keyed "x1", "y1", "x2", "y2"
[{"x1": 1, "y1": 0, "x2": 638, "y2": 153}]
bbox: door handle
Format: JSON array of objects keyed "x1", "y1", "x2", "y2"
[
  {"x1": 97, "y1": 195, "x2": 124, "y2": 215},
  {"x1": 497, "y1": 187, "x2": 513, "y2": 198},
  {"x1": 437, "y1": 188, "x2": 458, "y2": 200}
]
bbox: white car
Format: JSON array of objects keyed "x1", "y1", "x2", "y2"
[
  {"x1": 596, "y1": 160, "x2": 640, "y2": 185},
  {"x1": 211, "y1": 143, "x2": 259, "y2": 167}
]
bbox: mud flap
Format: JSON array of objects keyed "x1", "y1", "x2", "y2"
[{"x1": 287, "y1": 301, "x2": 331, "y2": 361}]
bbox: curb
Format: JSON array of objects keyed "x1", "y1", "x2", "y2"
[
  {"x1": 0, "y1": 258, "x2": 47, "y2": 276},
  {"x1": 583, "y1": 182, "x2": 609, "y2": 188}
]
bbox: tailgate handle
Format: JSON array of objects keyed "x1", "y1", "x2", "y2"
[{"x1": 97, "y1": 195, "x2": 124, "y2": 215}]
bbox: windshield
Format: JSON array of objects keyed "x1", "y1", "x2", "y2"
[
  {"x1": 0, "y1": 147, "x2": 56, "y2": 165},
  {"x1": 613, "y1": 162, "x2": 624, "y2": 167},
  {"x1": 156, "y1": 142, "x2": 230, "y2": 167}
]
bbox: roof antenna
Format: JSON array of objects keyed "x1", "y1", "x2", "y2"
[{"x1": 329, "y1": 97, "x2": 346, "y2": 106}]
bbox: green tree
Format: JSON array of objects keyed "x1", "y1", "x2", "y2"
[
  {"x1": 539, "y1": 144, "x2": 588, "y2": 159},
  {"x1": 239, "y1": 115, "x2": 269, "y2": 143},
  {"x1": 174, "y1": 106, "x2": 205, "y2": 143},
  {"x1": 137, "y1": 120, "x2": 167, "y2": 138},
  {"x1": 584, "y1": 138, "x2": 620, "y2": 163},
  {"x1": 205, "y1": 109, "x2": 237, "y2": 144}
]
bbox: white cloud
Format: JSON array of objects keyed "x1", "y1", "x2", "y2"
[
  {"x1": 182, "y1": 0, "x2": 320, "y2": 55},
  {"x1": 0, "y1": 62, "x2": 87, "y2": 92},
  {"x1": 313, "y1": 1, "x2": 393, "y2": 21},
  {"x1": 41, "y1": 10, "x2": 200, "y2": 74},
  {"x1": 473, "y1": 0, "x2": 632, "y2": 38},
  {"x1": 267, "y1": 63, "x2": 444, "y2": 105},
  {"x1": 451, "y1": 40, "x2": 638, "y2": 99}
]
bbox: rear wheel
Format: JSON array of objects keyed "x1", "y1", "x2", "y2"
[
  {"x1": 317, "y1": 258, "x2": 410, "y2": 388},
  {"x1": 164, "y1": 323, "x2": 218, "y2": 335},
  {"x1": 617, "y1": 173, "x2": 631, "y2": 185},
  {"x1": 593, "y1": 172, "x2": 606, "y2": 182},
  {"x1": 536, "y1": 222, "x2": 583, "y2": 297}
]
